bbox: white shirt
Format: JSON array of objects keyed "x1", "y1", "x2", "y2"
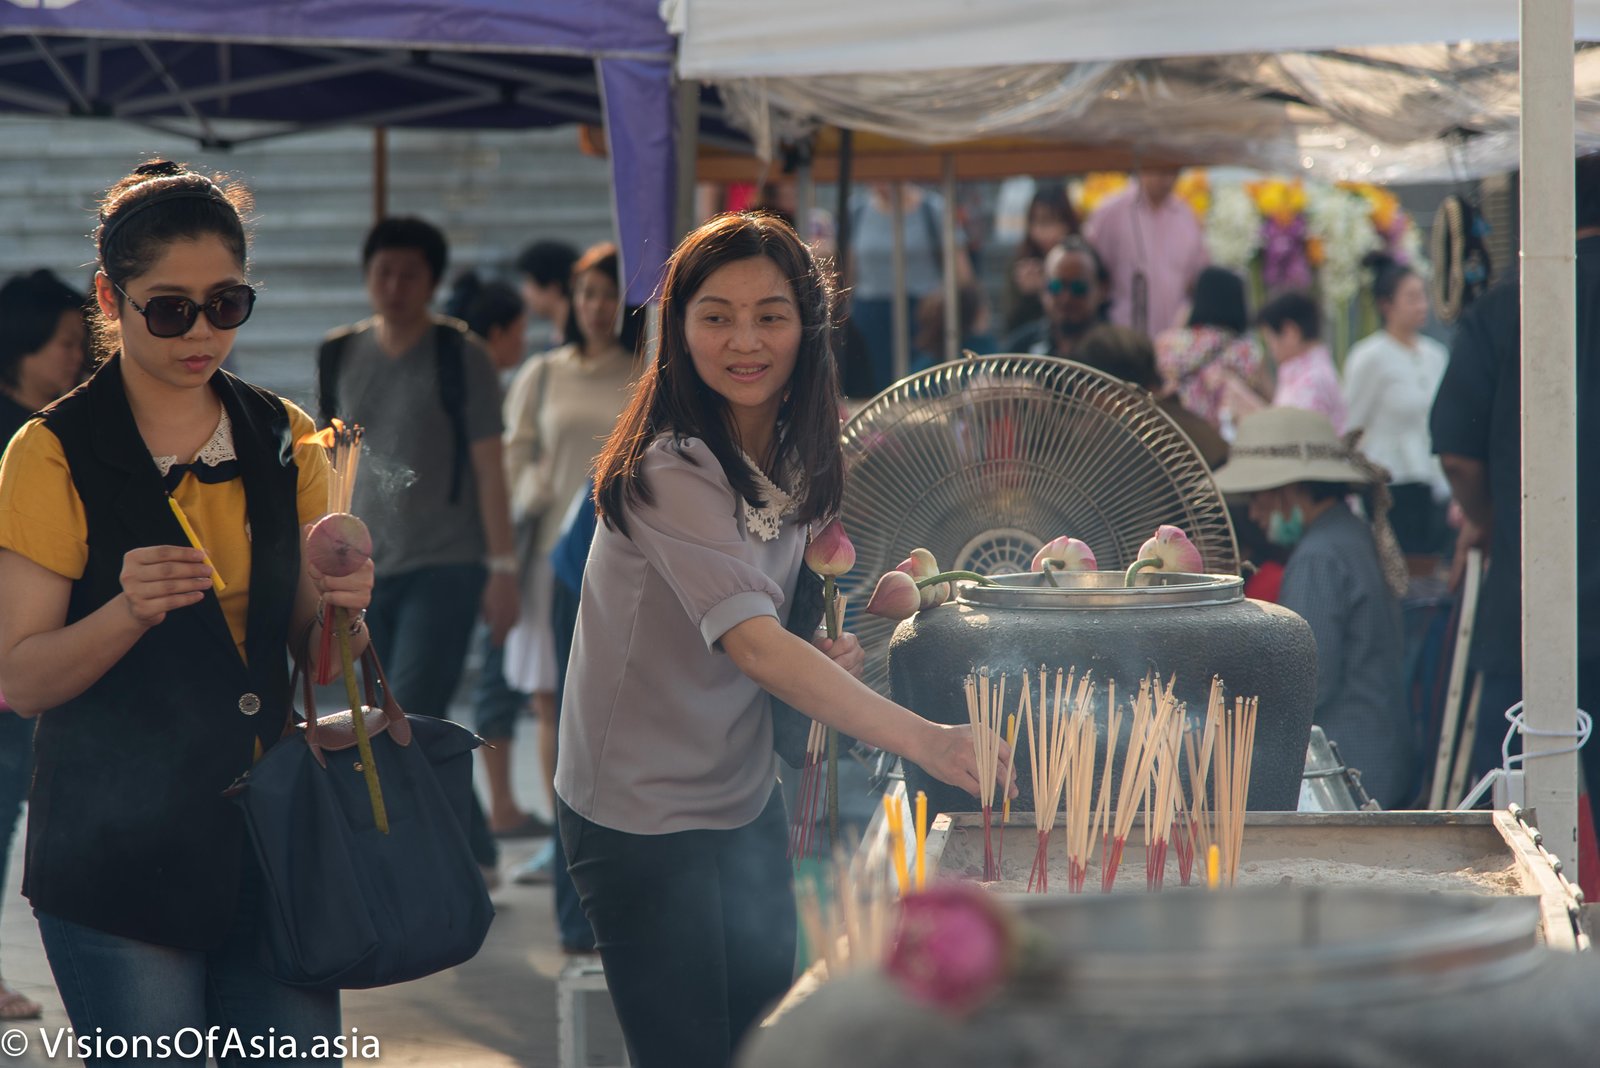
[{"x1": 1342, "y1": 329, "x2": 1450, "y2": 496}]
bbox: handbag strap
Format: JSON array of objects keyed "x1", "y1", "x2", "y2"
[{"x1": 297, "y1": 645, "x2": 413, "y2": 767}]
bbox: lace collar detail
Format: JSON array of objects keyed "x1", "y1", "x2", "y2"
[
  {"x1": 152, "y1": 409, "x2": 236, "y2": 477},
  {"x1": 737, "y1": 448, "x2": 804, "y2": 542}
]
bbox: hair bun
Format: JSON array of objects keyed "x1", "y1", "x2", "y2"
[{"x1": 132, "y1": 160, "x2": 185, "y2": 178}]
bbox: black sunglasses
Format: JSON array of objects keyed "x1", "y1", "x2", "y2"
[
  {"x1": 114, "y1": 282, "x2": 256, "y2": 339},
  {"x1": 1046, "y1": 277, "x2": 1093, "y2": 298}
]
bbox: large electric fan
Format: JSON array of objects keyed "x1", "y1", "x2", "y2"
[{"x1": 837, "y1": 355, "x2": 1239, "y2": 698}]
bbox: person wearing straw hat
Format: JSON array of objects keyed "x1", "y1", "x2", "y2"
[{"x1": 1214, "y1": 407, "x2": 1418, "y2": 807}]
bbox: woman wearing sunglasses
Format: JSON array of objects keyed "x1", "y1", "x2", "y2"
[{"x1": 0, "y1": 160, "x2": 370, "y2": 1063}]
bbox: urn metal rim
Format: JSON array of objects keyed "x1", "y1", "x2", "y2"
[{"x1": 956, "y1": 570, "x2": 1245, "y2": 611}]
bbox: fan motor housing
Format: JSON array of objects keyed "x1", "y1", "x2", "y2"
[{"x1": 888, "y1": 571, "x2": 1317, "y2": 817}]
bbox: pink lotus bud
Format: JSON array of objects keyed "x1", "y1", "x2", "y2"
[
  {"x1": 1136, "y1": 525, "x2": 1203, "y2": 573},
  {"x1": 805, "y1": 518, "x2": 855, "y2": 577},
  {"x1": 305, "y1": 512, "x2": 373, "y2": 578},
  {"x1": 884, "y1": 883, "x2": 1016, "y2": 1015},
  {"x1": 866, "y1": 569, "x2": 922, "y2": 621},
  {"x1": 1030, "y1": 536, "x2": 1097, "y2": 574},
  {"x1": 896, "y1": 548, "x2": 950, "y2": 609}
]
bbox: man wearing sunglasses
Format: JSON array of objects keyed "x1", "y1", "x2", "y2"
[{"x1": 1001, "y1": 236, "x2": 1109, "y2": 359}]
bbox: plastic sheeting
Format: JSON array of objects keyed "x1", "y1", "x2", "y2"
[
  {"x1": 708, "y1": 45, "x2": 1600, "y2": 183},
  {"x1": 672, "y1": 0, "x2": 1600, "y2": 77}
]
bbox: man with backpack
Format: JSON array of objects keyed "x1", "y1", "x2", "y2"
[{"x1": 318, "y1": 216, "x2": 519, "y2": 880}]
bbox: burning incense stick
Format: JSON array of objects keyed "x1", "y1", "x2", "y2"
[
  {"x1": 797, "y1": 851, "x2": 899, "y2": 980},
  {"x1": 965, "y1": 670, "x2": 1006, "y2": 881}
]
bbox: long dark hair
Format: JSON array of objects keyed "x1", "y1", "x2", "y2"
[
  {"x1": 594, "y1": 212, "x2": 843, "y2": 537},
  {"x1": 1187, "y1": 266, "x2": 1249, "y2": 334},
  {"x1": 1017, "y1": 184, "x2": 1079, "y2": 260}
]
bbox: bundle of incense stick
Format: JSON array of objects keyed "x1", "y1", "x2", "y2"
[
  {"x1": 312, "y1": 419, "x2": 365, "y2": 685},
  {"x1": 964, "y1": 670, "x2": 1006, "y2": 881},
  {"x1": 1209, "y1": 693, "x2": 1259, "y2": 887},
  {"x1": 1061, "y1": 686, "x2": 1101, "y2": 893},
  {"x1": 788, "y1": 718, "x2": 828, "y2": 861},
  {"x1": 1021, "y1": 668, "x2": 1096, "y2": 893},
  {"x1": 797, "y1": 851, "x2": 899, "y2": 980},
  {"x1": 1101, "y1": 675, "x2": 1181, "y2": 893},
  {"x1": 1180, "y1": 679, "x2": 1226, "y2": 886},
  {"x1": 1143, "y1": 712, "x2": 1185, "y2": 891}
]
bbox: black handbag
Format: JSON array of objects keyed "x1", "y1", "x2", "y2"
[
  {"x1": 772, "y1": 563, "x2": 827, "y2": 767},
  {"x1": 231, "y1": 649, "x2": 495, "y2": 989}
]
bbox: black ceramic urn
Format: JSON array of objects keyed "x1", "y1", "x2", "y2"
[{"x1": 889, "y1": 571, "x2": 1317, "y2": 817}]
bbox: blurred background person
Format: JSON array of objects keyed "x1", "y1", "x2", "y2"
[
  {"x1": 516, "y1": 240, "x2": 579, "y2": 355},
  {"x1": 501, "y1": 242, "x2": 640, "y2": 896},
  {"x1": 0, "y1": 267, "x2": 87, "y2": 1022},
  {"x1": 1084, "y1": 166, "x2": 1209, "y2": 335},
  {"x1": 1344, "y1": 254, "x2": 1450, "y2": 571},
  {"x1": 1155, "y1": 265, "x2": 1272, "y2": 439},
  {"x1": 1076, "y1": 323, "x2": 1228, "y2": 469},
  {"x1": 1216, "y1": 407, "x2": 1417, "y2": 808},
  {"x1": 1001, "y1": 183, "x2": 1079, "y2": 336},
  {"x1": 910, "y1": 286, "x2": 997, "y2": 373},
  {"x1": 1259, "y1": 290, "x2": 1347, "y2": 434},
  {"x1": 1003, "y1": 236, "x2": 1109, "y2": 359},
  {"x1": 847, "y1": 183, "x2": 971, "y2": 392}
]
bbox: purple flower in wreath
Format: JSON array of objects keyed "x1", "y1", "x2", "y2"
[{"x1": 1261, "y1": 216, "x2": 1313, "y2": 291}]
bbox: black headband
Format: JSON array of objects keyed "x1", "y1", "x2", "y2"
[{"x1": 98, "y1": 184, "x2": 232, "y2": 252}]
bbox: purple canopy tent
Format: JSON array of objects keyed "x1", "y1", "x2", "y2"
[{"x1": 0, "y1": 0, "x2": 733, "y2": 305}]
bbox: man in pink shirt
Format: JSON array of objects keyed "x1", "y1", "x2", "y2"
[{"x1": 1084, "y1": 168, "x2": 1209, "y2": 336}]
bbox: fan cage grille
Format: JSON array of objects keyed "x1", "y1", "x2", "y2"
[{"x1": 837, "y1": 355, "x2": 1239, "y2": 698}]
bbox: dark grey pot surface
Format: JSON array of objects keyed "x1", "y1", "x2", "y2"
[{"x1": 889, "y1": 572, "x2": 1317, "y2": 817}]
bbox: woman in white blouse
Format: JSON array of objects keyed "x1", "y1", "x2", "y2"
[
  {"x1": 558, "y1": 213, "x2": 1002, "y2": 1068},
  {"x1": 1343, "y1": 254, "x2": 1450, "y2": 566}
]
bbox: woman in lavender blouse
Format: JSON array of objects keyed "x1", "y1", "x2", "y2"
[{"x1": 554, "y1": 213, "x2": 999, "y2": 1068}]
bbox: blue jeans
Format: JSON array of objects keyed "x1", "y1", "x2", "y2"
[
  {"x1": 0, "y1": 712, "x2": 33, "y2": 967},
  {"x1": 471, "y1": 629, "x2": 527, "y2": 741},
  {"x1": 368, "y1": 562, "x2": 498, "y2": 867},
  {"x1": 37, "y1": 861, "x2": 339, "y2": 1068},
  {"x1": 550, "y1": 579, "x2": 596, "y2": 952}
]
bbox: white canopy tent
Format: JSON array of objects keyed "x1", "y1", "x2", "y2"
[{"x1": 674, "y1": 1, "x2": 1590, "y2": 872}]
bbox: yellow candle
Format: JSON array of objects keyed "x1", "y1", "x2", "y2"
[
  {"x1": 883, "y1": 794, "x2": 910, "y2": 895},
  {"x1": 1206, "y1": 844, "x2": 1221, "y2": 890},
  {"x1": 167, "y1": 496, "x2": 226, "y2": 592},
  {"x1": 914, "y1": 790, "x2": 928, "y2": 890},
  {"x1": 1001, "y1": 712, "x2": 1018, "y2": 825}
]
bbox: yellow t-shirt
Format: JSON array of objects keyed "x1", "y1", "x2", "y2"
[{"x1": 0, "y1": 399, "x2": 331, "y2": 663}]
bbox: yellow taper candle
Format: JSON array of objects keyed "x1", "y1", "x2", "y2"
[
  {"x1": 914, "y1": 790, "x2": 928, "y2": 890},
  {"x1": 1001, "y1": 712, "x2": 1018, "y2": 825},
  {"x1": 882, "y1": 794, "x2": 910, "y2": 895},
  {"x1": 167, "y1": 496, "x2": 226, "y2": 592},
  {"x1": 1206, "y1": 843, "x2": 1221, "y2": 890}
]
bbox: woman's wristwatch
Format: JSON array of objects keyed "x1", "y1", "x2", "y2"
[{"x1": 487, "y1": 554, "x2": 518, "y2": 575}]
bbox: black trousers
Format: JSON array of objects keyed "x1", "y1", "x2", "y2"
[{"x1": 558, "y1": 788, "x2": 795, "y2": 1068}]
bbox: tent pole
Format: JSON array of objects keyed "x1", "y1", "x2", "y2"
[
  {"x1": 1518, "y1": 0, "x2": 1579, "y2": 873},
  {"x1": 941, "y1": 154, "x2": 959, "y2": 363},
  {"x1": 795, "y1": 154, "x2": 814, "y2": 251},
  {"x1": 673, "y1": 76, "x2": 699, "y2": 239},
  {"x1": 372, "y1": 126, "x2": 388, "y2": 223},
  {"x1": 891, "y1": 182, "x2": 910, "y2": 383},
  {"x1": 834, "y1": 129, "x2": 855, "y2": 276}
]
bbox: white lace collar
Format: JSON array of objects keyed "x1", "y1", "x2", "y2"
[
  {"x1": 152, "y1": 409, "x2": 235, "y2": 477},
  {"x1": 738, "y1": 448, "x2": 803, "y2": 542}
]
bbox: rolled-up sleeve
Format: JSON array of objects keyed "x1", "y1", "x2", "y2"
[{"x1": 628, "y1": 440, "x2": 784, "y2": 650}]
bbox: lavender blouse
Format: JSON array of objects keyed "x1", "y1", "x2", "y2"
[{"x1": 554, "y1": 436, "x2": 805, "y2": 834}]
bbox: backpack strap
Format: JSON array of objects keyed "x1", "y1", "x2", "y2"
[
  {"x1": 315, "y1": 329, "x2": 357, "y2": 425},
  {"x1": 433, "y1": 319, "x2": 471, "y2": 505}
]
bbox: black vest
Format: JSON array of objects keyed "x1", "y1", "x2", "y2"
[{"x1": 26, "y1": 357, "x2": 302, "y2": 949}]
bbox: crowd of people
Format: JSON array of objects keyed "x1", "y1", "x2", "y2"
[{"x1": 0, "y1": 153, "x2": 1595, "y2": 1068}]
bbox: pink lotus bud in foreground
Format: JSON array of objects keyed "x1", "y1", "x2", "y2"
[
  {"x1": 896, "y1": 548, "x2": 950, "y2": 609},
  {"x1": 1136, "y1": 525, "x2": 1203, "y2": 573},
  {"x1": 1030, "y1": 536, "x2": 1097, "y2": 574},
  {"x1": 805, "y1": 518, "x2": 855, "y2": 577},
  {"x1": 866, "y1": 569, "x2": 922, "y2": 621},
  {"x1": 306, "y1": 512, "x2": 373, "y2": 578},
  {"x1": 884, "y1": 883, "x2": 1016, "y2": 1015}
]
